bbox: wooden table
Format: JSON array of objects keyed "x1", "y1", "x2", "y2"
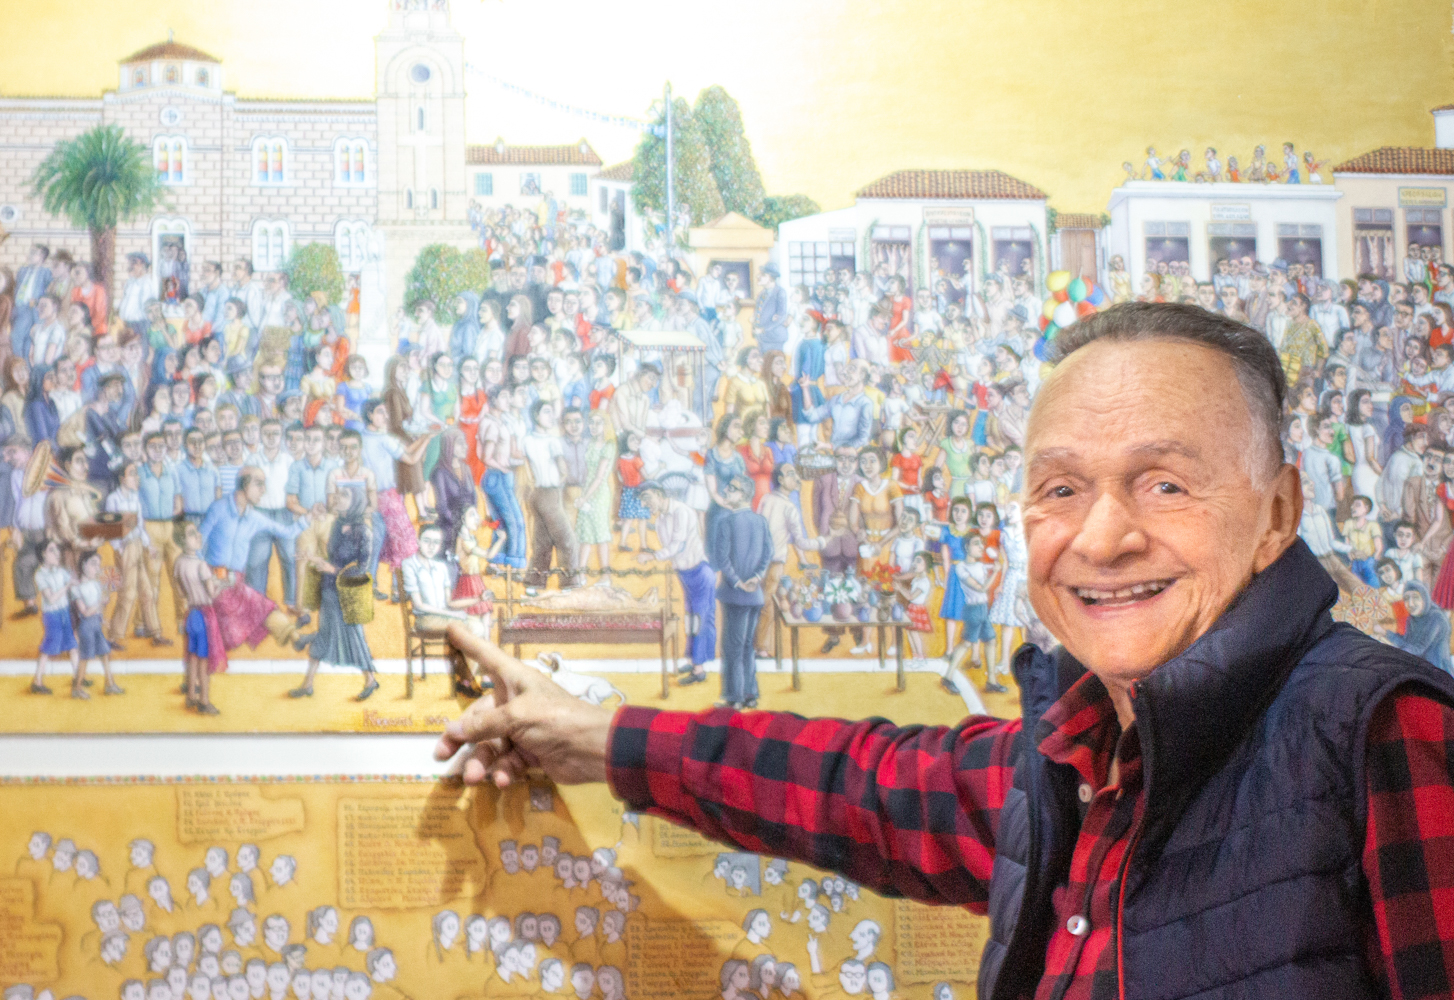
[
  {"x1": 496, "y1": 569, "x2": 682, "y2": 698},
  {"x1": 772, "y1": 595, "x2": 909, "y2": 692}
]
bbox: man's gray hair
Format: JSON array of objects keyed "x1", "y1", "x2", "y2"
[{"x1": 1049, "y1": 302, "x2": 1285, "y2": 484}]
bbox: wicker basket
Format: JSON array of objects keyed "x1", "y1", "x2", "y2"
[
  {"x1": 795, "y1": 452, "x2": 836, "y2": 481},
  {"x1": 337, "y1": 562, "x2": 375, "y2": 626}
]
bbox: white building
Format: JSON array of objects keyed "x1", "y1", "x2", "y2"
[
  {"x1": 589, "y1": 161, "x2": 643, "y2": 252},
  {"x1": 466, "y1": 139, "x2": 602, "y2": 216},
  {"x1": 776, "y1": 169, "x2": 1050, "y2": 297},
  {"x1": 1332, "y1": 106, "x2": 1454, "y2": 282},
  {"x1": 1105, "y1": 180, "x2": 1343, "y2": 292}
]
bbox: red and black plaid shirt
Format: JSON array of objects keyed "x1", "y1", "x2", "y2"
[{"x1": 607, "y1": 679, "x2": 1454, "y2": 1000}]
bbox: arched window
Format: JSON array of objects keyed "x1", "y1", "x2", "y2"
[
  {"x1": 251, "y1": 220, "x2": 291, "y2": 272},
  {"x1": 196, "y1": 68, "x2": 210, "y2": 87},
  {"x1": 430, "y1": 188, "x2": 439, "y2": 210},
  {"x1": 417, "y1": 106, "x2": 426, "y2": 132},
  {"x1": 164, "y1": 64, "x2": 179, "y2": 84},
  {"x1": 335, "y1": 221, "x2": 370, "y2": 273},
  {"x1": 153, "y1": 135, "x2": 187, "y2": 185},
  {"x1": 333, "y1": 139, "x2": 369, "y2": 186},
  {"x1": 251, "y1": 137, "x2": 288, "y2": 185},
  {"x1": 132, "y1": 68, "x2": 146, "y2": 87}
]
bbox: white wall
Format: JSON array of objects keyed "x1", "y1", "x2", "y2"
[{"x1": 1106, "y1": 181, "x2": 1343, "y2": 291}]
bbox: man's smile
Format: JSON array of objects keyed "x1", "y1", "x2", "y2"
[{"x1": 1070, "y1": 579, "x2": 1176, "y2": 607}]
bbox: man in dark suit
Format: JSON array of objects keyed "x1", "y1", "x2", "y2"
[
  {"x1": 812, "y1": 447, "x2": 865, "y2": 653},
  {"x1": 12, "y1": 244, "x2": 54, "y2": 363},
  {"x1": 708, "y1": 475, "x2": 773, "y2": 709},
  {"x1": 753, "y1": 264, "x2": 789, "y2": 355}
]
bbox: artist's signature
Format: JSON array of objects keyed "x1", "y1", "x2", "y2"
[{"x1": 360, "y1": 709, "x2": 452, "y2": 730}]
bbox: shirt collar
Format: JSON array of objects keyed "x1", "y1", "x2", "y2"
[{"x1": 1037, "y1": 671, "x2": 1127, "y2": 790}]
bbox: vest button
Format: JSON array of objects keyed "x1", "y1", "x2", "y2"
[
  {"x1": 1067, "y1": 914, "x2": 1089, "y2": 936},
  {"x1": 1077, "y1": 783, "x2": 1094, "y2": 803}
]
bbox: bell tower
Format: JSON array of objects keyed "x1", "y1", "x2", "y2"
[{"x1": 374, "y1": 0, "x2": 473, "y2": 326}]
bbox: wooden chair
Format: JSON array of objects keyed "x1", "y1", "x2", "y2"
[{"x1": 399, "y1": 593, "x2": 451, "y2": 699}]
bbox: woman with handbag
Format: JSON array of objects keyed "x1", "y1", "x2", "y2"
[{"x1": 288, "y1": 485, "x2": 379, "y2": 701}]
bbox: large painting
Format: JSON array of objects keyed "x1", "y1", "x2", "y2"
[{"x1": 0, "y1": 7, "x2": 1444, "y2": 733}]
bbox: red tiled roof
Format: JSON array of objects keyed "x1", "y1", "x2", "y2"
[
  {"x1": 121, "y1": 41, "x2": 220, "y2": 64},
  {"x1": 1054, "y1": 212, "x2": 1103, "y2": 230},
  {"x1": 1333, "y1": 147, "x2": 1454, "y2": 175},
  {"x1": 598, "y1": 161, "x2": 634, "y2": 182},
  {"x1": 856, "y1": 169, "x2": 1046, "y2": 200},
  {"x1": 466, "y1": 140, "x2": 602, "y2": 166}
]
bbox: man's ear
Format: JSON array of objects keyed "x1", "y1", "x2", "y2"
[{"x1": 1254, "y1": 462, "x2": 1304, "y2": 574}]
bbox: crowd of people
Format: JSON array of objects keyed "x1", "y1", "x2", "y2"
[
  {"x1": 0, "y1": 189, "x2": 1448, "y2": 717},
  {"x1": 1126, "y1": 141, "x2": 1329, "y2": 184}
]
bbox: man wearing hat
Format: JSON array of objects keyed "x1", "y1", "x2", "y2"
[
  {"x1": 118, "y1": 253, "x2": 152, "y2": 341},
  {"x1": 753, "y1": 264, "x2": 789, "y2": 356}
]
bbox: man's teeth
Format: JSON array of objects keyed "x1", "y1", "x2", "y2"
[{"x1": 1074, "y1": 581, "x2": 1171, "y2": 605}]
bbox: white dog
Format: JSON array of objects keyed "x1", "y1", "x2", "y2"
[{"x1": 532, "y1": 653, "x2": 627, "y2": 707}]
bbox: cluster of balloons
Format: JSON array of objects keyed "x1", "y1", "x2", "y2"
[{"x1": 1034, "y1": 270, "x2": 1109, "y2": 359}]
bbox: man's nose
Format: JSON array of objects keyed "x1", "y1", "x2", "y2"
[{"x1": 1068, "y1": 489, "x2": 1148, "y2": 566}]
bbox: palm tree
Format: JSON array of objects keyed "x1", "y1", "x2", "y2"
[{"x1": 29, "y1": 123, "x2": 164, "y2": 302}]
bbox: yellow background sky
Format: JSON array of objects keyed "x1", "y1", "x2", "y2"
[{"x1": 1, "y1": 1, "x2": 1451, "y2": 214}]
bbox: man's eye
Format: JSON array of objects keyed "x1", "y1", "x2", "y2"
[
  {"x1": 1048, "y1": 485, "x2": 1073, "y2": 498},
  {"x1": 1155, "y1": 482, "x2": 1181, "y2": 494}
]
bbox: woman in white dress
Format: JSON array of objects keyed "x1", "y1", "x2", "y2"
[
  {"x1": 988, "y1": 502, "x2": 1028, "y2": 695},
  {"x1": 1346, "y1": 388, "x2": 1383, "y2": 505}
]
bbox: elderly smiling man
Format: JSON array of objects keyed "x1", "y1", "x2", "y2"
[{"x1": 436, "y1": 303, "x2": 1454, "y2": 1000}]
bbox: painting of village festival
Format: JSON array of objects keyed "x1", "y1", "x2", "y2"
[{"x1": 0, "y1": 0, "x2": 1448, "y2": 734}]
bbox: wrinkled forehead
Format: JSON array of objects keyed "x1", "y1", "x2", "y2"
[{"x1": 1026, "y1": 339, "x2": 1255, "y2": 475}]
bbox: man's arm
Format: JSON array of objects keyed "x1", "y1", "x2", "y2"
[
  {"x1": 435, "y1": 630, "x2": 1021, "y2": 909},
  {"x1": 711, "y1": 516, "x2": 744, "y2": 588},
  {"x1": 850, "y1": 397, "x2": 875, "y2": 449},
  {"x1": 1363, "y1": 689, "x2": 1454, "y2": 998}
]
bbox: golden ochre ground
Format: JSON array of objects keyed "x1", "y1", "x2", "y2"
[{"x1": 0, "y1": 509, "x2": 1024, "y2": 732}]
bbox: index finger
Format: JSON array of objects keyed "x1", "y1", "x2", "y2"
[{"x1": 445, "y1": 623, "x2": 534, "y2": 696}]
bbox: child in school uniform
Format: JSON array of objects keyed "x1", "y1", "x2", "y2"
[
  {"x1": 71, "y1": 549, "x2": 121, "y2": 697},
  {"x1": 616, "y1": 430, "x2": 649, "y2": 552},
  {"x1": 32, "y1": 539, "x2": 79, "y2": 697}
]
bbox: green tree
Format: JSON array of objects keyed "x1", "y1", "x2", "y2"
[
  {"x1": 283, "y1": 243, "x2": 345, "y2": 306},
  {"x1": 631, "y1": 96, "x2": 724, "y2": 235},
  {"x1": 404, "y1": 244, "x2": 492, "y2": 313},
  {"x1": 29, "y1": 123, "x2": 165, "y2": 300},
  {"x1": 694, "y1": 85, "x2": 766, "y2": 219},
  {"x1": 755, "y1": 194, "x2": 823, "y2": 234}
]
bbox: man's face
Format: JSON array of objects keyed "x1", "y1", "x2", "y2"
[
  {"x1": 264, "y1": 919, "x2": 288, "y2": 951},
  {"x1": 225, "y1": 436, "x2": 245, "y2": 463},
  {"x1": 1396, "y1": 526, "x2": 1416, "y2": 551},
  {"x1": 1022, "y1": 340, "x2": 1299, "y2": 699},
  {"x1": 840, "y1": 965, "x2": 866, "y2": 994},
  {"x1": 563, "y1": 412, "x2": 583, "y2": 438},
  {"x1": 262, "y1": 425, "x2": 282, "y2": 451},
  {"x1": 342, "y1": 438, "x2": 361, "y2": 466},
  {"x1": 96, "y1": 901, "x2": 120, "y2": 931},
  {"x1": 418, "y1": 529, "x2": 442, "y2": 560},
  {"x1": 521, "y1": 846, "x2": 539, "y2": 871},
  {"x1": 121, "y1": 902, "x2": 145, "y2": 931}
]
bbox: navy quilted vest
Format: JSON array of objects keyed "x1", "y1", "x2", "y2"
[{"x1": 978, "y1": 541, "x2": 1454, "y2": 1000}]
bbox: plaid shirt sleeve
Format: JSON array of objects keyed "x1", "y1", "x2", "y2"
[
  {"x1": 1363, "y1": 689, "x2": 1454, "y2": 1000},
  {"x1": 607, "y1": 705, "x2": 1023, "y2": 911}
]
